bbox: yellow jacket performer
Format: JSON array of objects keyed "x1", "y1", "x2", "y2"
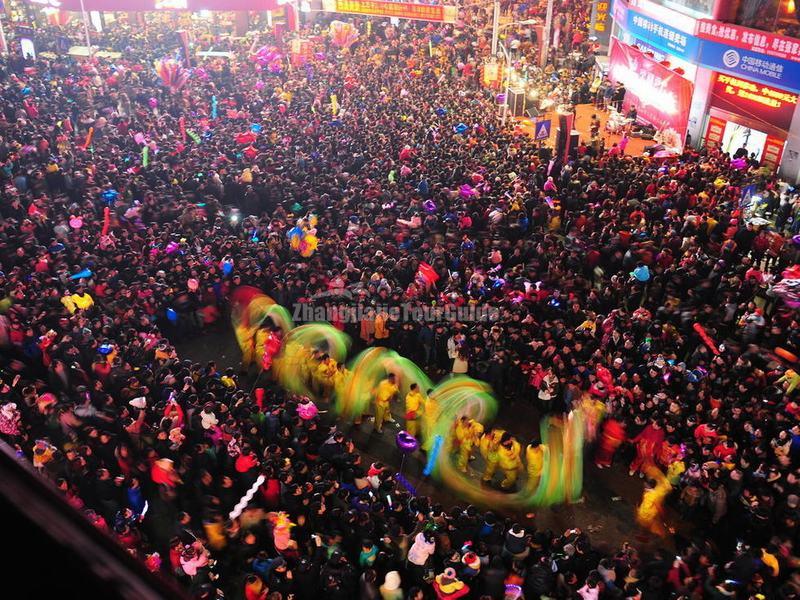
[
  {"x1": 480, "y1": 427, "x2": 505, "y2": 483},
  {"x1": 454, "y1": 416, "x2": 484, "y2": 473},
  {"x1": 404, "y1": 383, "x2": 425, "y2": 438},
  {"x1": 422, "y1": 389, "x2": 439, "y2": 451},
  {"x1": 314, "y1": 354, "x2": 337, "y2": 400},
  {"x1": 374, "y1": 373, "x2": 399, "y2": 433},
  {"x1": 525, "y1": 439, "x2": 547, "y2": 489},
  {"x1": 497, "y1": 433, "x2": 524, "y2": 490}
]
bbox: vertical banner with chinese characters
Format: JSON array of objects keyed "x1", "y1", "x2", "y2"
[
  {"x1": 704, "y1": 115, "x2": 726, "y2": 148},
  {"x1": 761, "y1": 136, "x2": 785, "y2": 170},
  {"x1": 482, "y1": 61, "x2": 501, "y2": 88},
  {"x1": 589, "y1": 0, "x2": 612, "y2": 47}
]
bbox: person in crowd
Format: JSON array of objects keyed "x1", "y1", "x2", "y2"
[{"x1": 1, "y1": 5, "x2": 800, "y2": 600}]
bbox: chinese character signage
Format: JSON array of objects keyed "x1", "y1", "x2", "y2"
[
  {"x1": 607, "y1": 38, "x2": 693, "y2": 147},
  {"x1": 711, "y1": 73, "x2": 797, "y2": 131},
  {"x1": 322, "y1": 0, "x2": 457, "y2": 23},
  {"x1": 697, "y1": 19, "x2": 800, "y2": 64},
  {"x1": 624, "y1": 10, "x2": 701, "y2": 60},
  {"x1": 40, "y1": 0, "x2": 283, "y2": 10},
  {"x1": 699, "y1": 38, "x2": 800, "y2": 93},
  {"x1": 762, "y1": 135, "x2": 785, "y2": 171},
  {"x1": 704, "y1": 115, "x2": 726, "y2": 148},
  {"x1": 590, "y1": 0, "x2": 612, "y2": 46}
]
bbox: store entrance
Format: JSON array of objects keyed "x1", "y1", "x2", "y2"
[{"x1": 720, "y1": 122, "x2": 769, "y2": 161}]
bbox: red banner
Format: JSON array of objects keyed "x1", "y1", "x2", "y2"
[
  {"x1": 710, "y1": 73, "x2": 797, "y2": 132},
  {"x1": 607, "y1": 39, "x2": 694, "y2": 146},
  {"x1": 761, "y1": 136, "x2": 785, "y2": 170},
  {"x1": 704, "y1": 115, "x2": 726, "y2": 148},
  {"x1": 322, "y1": 0, "x2": 457, "y2": 22},
  {"x1": 36, "y1": 0, "x2": 281, "y2": 10},
  {"x1": 697, "y1": 19, "x2": 800, "y2": 64}
]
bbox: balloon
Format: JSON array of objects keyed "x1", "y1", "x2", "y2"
[
  {"x1": 454, "y1": 123, "x2": 469, "y2": 134},
  {"x1": 250, "y1": 123, "x2": 263, "y2": 133},
  {"x1": 255, "y1": 80, "x2": 265, "y2": 90},
  {"x1": 166, "y1": 308, "x2": 178, "y2": 323},
  {"x1": 423, "y1": 199, "x2": 437, "y2": 212},
  {"x1": 69, "y1": 216, "x2": 83, "y2": 229},
  {"x1": 396, "y1": 431, "x2": 419, "y2": 454},
  {"x1": 98, "y1": 343, "x2": 114, "y2": 355},
  {"x1": 165, "y1": 241, "x2": 180, "y2": 254},
  {"x1": 187, "y1": 278, "x2": 199, "y2": 291},
  {"x1": 287, "y1": 226, "x2": 303, "y2": 241},
  {"x1": 69, "y1": 268, "x2": 93, "y2": 280},
  {"x1": 793, "y1": 234, "x2": 800, "y2": 247},
  {"x1": 148, "y1": 97, "x2": 158, "y2": 108},
  {"x1": 222, "y1": 261, "x2": 234, "y2": 276}
]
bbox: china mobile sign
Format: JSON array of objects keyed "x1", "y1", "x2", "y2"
[{"x1": 607, "y1": 38, "x2": 693, "y2": 146}]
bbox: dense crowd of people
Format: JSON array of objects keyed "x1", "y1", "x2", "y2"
[{"x1": 2, "y1": 6, "x2": 800, "y2": 600}]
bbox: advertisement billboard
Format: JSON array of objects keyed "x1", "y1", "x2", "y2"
[
  {"x1": 321, "y1": 0, "x2": 457, "y2": 22},
  {"x1": 710, "y1": 73, "x2": 797, "y2": 131},
  {"x1": 697, "y1": 19, "x2": 800, "y2": 64},
  {"x1": 35, "y1": 0, "x2": 281, "y2": 10},
  {"x1": 607, "y1": 38, "x2": 694, "y2": 144},
  {"x1": 698, "y1": 38, "x2": 800, "y2": 93}
]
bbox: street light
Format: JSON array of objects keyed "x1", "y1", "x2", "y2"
[{"x1": 490, "y1": 14, "x2": 538, "y2": 57}]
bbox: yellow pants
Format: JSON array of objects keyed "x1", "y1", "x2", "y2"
[
  {"x1": 458, "y1": 442, "x2": 474, "y2": 472},
  {"x1": 501, "y1": 467, "x2": 519, "y2": 489},
  {"x1": 406, "y1": 418, "x2": 419, "y2": 437},
  {"x1": 375, "y1": 403, "x2": 390, "y2": 432},
  {"x1": 482, "y1": 458, "x2": 498, "y2": 482}
]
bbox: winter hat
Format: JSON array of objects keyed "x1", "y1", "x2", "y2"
[
  {"x1": 435, "y1": 567, "x2": 464, "y2": 593},
  {"x1": 462, "y1": 551, "x2": 481, "y2": 571},
  {"x1": 1, "y1": 403, "x2": 17, "y2": 418},
  {"x1": 383, "y1": 571, "x2": 401, "y2": 591}
]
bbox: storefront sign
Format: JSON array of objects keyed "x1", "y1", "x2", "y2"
[
  {"x1": 607, "y1": 39, "x2": 694, "y2": 144},
  {"x1": 624, "y1": 10, "x2": 701, "y2": 60},
  {"x1": 697, "y1": 19, "x2": 800, "y2": 64},
  {"x1": 590, "y1": 0, "x2": 612, "y2": 46},
  {"x1": 699, "y1": 39, "x2": 800, "y2": 93},
  {"x1": 321, "y1": 0, "x2": 457, "y2": 22},
  {"x1": 704, "y1": 115, "x2": 726, "y2": 148},
  {"x1": 711, "y1": 73, "x2": 797, "y2": 131},
  {"x1": 623, "y1": 0, "x2": 697, "y2": 33},
  {"x1": 762, "y1": 135, "x2": 785, "y2": 170},
  {"x1": 43, "y1": 0, "x2": 281, "y2": 9}
]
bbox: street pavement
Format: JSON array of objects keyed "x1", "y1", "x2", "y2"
[{"x1": 175, "y1": 321, "x2": 685, "y2": 554}]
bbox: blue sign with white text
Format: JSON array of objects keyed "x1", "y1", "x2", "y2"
[
  {"x1": 699, "y1": 39, "x2": 800, "y2": 93},
  {"x1": 625, "y1": 11, "x2": 701, "y2": 61},
  {"x1": 534, "y1": 120, "x2": 552, "y2": 140}
]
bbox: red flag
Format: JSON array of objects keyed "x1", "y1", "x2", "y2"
[{"x1": 417, "y1": 262, "x2": 439, "y2": 286}]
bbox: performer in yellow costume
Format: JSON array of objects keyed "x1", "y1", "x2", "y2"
[
  {"x1": 404, "y1": 383, "x2": 425, "y2": 437},
  {"x1": 422, "y1": 388, "x2": 439, "y2": 451},
  {"x1": 497, "y1": 432, "x2": 523, "y2": 490},
  {"x1": 525, "y1": 439, "x2": 547, "y2": 490},
  {"x1": 314, "y1": 353, "x2": 337, "y2": 401},
  {"x1": 373, "y1": 373, "x2": 399, "y2": 433},
  {"x1": 479, "y1": 427, "x2": 506, "y2": 484},
  {"x1": 636, "y1": 465, "x2": 672, "y2": 536},
  {"x1": 453, "y1": 416, "x2": 483, "y2": 473}
]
